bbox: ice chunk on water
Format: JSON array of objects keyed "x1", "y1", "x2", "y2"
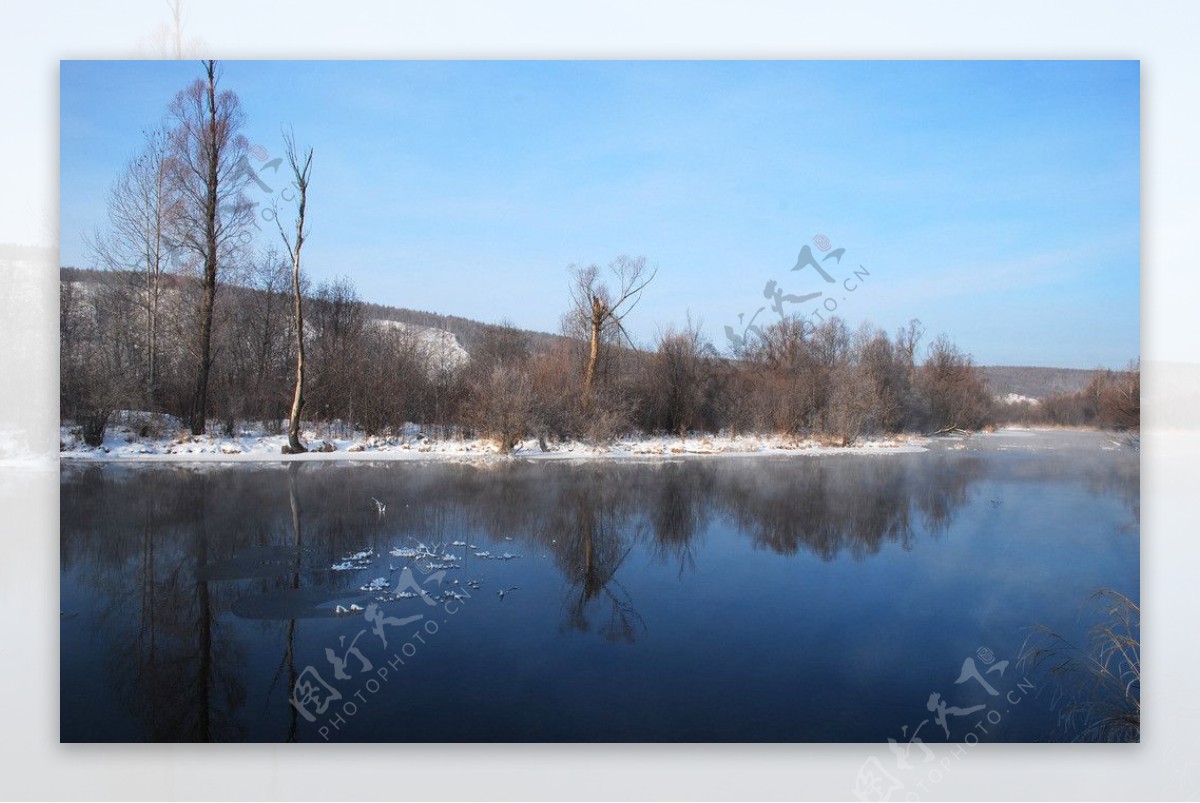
[{"x1": 360, "y1": 577, "x2": 389, "y2": 592}]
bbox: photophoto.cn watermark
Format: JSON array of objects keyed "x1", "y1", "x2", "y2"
[
  {"x1": 289, "y1": 564, "x2": 472, "y2": 741},
  {"x1": 724, "y1": 232, "x2": 873, "y2": 351},
  {"x1": 852, "y1": 646, "x2": 1037, "y2": 802}
]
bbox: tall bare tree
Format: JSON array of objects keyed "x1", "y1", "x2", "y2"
[
  {"x1": 167, "y1": 60, "x2": 254, "y2": 435},
  {"x1": 274, "y1": 129, "x2": 313, "y2": 453},
  {"x1": 90, "y1": 125, "x2": 179, "y2": 402},
  {"x1": 567, "y1": 255, "x2": 656, "y2": 407}
]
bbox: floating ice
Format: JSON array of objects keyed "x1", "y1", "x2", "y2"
[
  {"x1": 471, "y1": 550, "x2": 521, "y2": 561},
  {"x1": 360, "y1": 577, "x2": 390, "y2": 592},
  {"x1": 332, "y1": 547, "x2": 375, "y2": 571}
]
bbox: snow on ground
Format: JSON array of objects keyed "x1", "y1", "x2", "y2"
[{"x1": 58, "y1": 413, "x2": 930, "y2": 463}]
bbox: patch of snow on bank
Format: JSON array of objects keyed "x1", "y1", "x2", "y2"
[{"x1": 60, "y1": 416, "x2": 930, "y2": 462}]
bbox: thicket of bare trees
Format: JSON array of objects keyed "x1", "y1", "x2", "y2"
[
  {"x1": 994, "y1": 363, "x2": 1140, "y2": 431},
  {"x1": 60, "y1": 279, "x2": 140, "y2": 446},
  {"x1": 74, "y1": 239, "x2": 1147, "y2": 449},
  {"x1": 918, "y1": 333, "x2": 993, "y2": 434},
  {"x1": 61, "y1": 244, "x2": 1010, "y2": 450}
]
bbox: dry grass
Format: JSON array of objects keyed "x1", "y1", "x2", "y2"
[{"x1": 1019, "y1": 589, "x2": 1140, "y2": 742}]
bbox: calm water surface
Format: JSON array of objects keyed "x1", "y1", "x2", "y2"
[{"x1": 60, "y1": 430, "x2": 1138, "y2": 742}]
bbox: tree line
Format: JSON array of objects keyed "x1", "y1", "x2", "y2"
[
  {"x1": 992, "y1": 365, "x2": 1140, "y2": 431},
  {"x1": 62, "y1": 251, "x2": 1000, "y2": 449}
]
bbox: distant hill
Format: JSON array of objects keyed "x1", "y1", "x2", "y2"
[
  {"x1": 359, "y1": 300, "x2": 567, "y2": 355},
  {"x1": 979, "y1": 365, "x2": 1097, "y2": 400},
  {"x1": 60, "y1": 265, "x2": 569, "y2": 358}
]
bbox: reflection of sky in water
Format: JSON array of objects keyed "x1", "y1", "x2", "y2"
[{"x1": 60, "y1": 434, "x2": 1138, "y2": 742}]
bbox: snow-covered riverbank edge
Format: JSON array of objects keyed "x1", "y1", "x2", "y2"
[{"x1": 58, "y1": 417, "x2": 932, "y2": 463}]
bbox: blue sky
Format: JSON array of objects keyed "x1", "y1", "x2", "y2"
[{"x1": 60, "y1": 60, "x2": 1139, "y2": 369}]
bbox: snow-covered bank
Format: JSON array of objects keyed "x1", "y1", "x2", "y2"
[{"x1": 59, "y1": 415, "x2": 930, "y2": 462}]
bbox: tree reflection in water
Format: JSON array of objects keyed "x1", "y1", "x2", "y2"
[
  {"x1": 543, "y1": 466, "x2": 646, "y2": 641},
  {"x1": 71, "y1": 469, "x2": 247, "y2": 741}
]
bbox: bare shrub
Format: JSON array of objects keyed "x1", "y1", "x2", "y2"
[{"x1": 468, "y1": 362, "x2": 536, "y2": 452}]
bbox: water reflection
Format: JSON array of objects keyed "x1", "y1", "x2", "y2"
[
  {"x1": 60, "y1": 444, "x2": 1139, "y2": 742},
  {"x1": 69, "y1": 471, "x2": 247, "y2": 741},
  {"x1": 545, "y1": 466, "x2": 645, "y2": 641},
  {"x1": 716, "y1": 456, "x2": 984, "y2": 559}
]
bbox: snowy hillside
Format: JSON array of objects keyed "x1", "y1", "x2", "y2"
[{"x1": 371, "y1": 318, "x2": 470, "y2": 373}]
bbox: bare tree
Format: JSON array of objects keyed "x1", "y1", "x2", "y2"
[
  {"x1": 90, "y1": 125, "x2": 179, "y2": 403},
  {"x1": 642, "y1": 318, "x2": 714, "y2": 436},
  {"x1": 825, "y1": 362, "x2": 875, "y2": 446},
  {"x1": 468, "y1": 362, "x2": 536, "y2": 452},
  {"x1": 896, "y1": 318, "x2": 925, "y2": 368},
  {"x1": 306, "y1": 277, "x2": 367, "y2": 426},
  {"x1": 136, "y1": 0, "x2": 208, "y2": 58},
  {"x1": 209, "y1": 251, "x2": 292, "y2": 432},
  {"x1": 919, "y1": 334, "x2": 992, "y2": 434},
  {"x1": 60, "y1": 277, "x2": 142, "y2": 446},
  {"x1": 167, "y1": 59, "x2": 254, "y2": 435},
  {"x1": 567, "y1": 255, "x2": 656, "y2": 407},
  {"x1": 1089, "y1": 361, "x2": 1140, "y2": 432},
  {"x1": 274, "y1": 129, "x2": 313, "y2": 453}
]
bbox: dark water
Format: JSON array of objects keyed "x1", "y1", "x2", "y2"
[{"x1": 60, "y1": 431, "x2": 1138, "y2": 742}]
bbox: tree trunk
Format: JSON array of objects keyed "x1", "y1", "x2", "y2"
[
  {"x1": 191, "y1": 275, "x2": 215, "y2": 435},
  {"x1": 148, "y1": 274, "x2": 158, "y2": 403},
  {"x1": 190, "y1": 61, "x2": 221, "y2": 437},
  {"x1": 145, "y1": 260, "x2": 154, "y2": 401},
  {"x1": 287, "y1": 248, "x2": 306, "y2": 452},
  {"x1": 582, "y1": 297, "x2": 604, "y2": 406}
]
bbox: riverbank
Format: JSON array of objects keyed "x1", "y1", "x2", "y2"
[
  {"x1": 59, "y1": 414, "x2": 1139, "y2": 464},
  {"x1": 59, "y1": 415, "x2": 932, "y2": 462}
]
